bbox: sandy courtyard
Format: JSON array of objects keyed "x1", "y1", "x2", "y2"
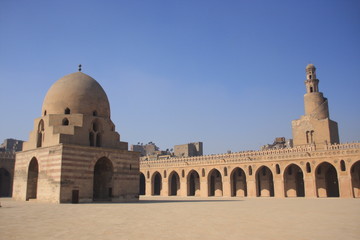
[{"x1": 0, "y1": 197, "x2": 359, "y2": 240}]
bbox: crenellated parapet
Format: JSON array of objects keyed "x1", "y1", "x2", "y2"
[{"x1": 140, "y1": 142, "x2": 360, "y2": 168}]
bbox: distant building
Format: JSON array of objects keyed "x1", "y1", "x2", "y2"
[
  {"x1": 131, "y1": 142, "x2": 159, "y2": 157},
  {"x1": 174, "y1": 142, "x2": 203, "y2": 157},
  {"x1": 261, "y1": 137, "x2": 293, "y2": 150},
  {"x1": 0, "y1": 138, "x2": 23, "y2": 197}
]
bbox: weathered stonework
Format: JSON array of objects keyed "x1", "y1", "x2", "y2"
[{"x1": 12, "y1": 71, "x2": 139, "y2": 203}]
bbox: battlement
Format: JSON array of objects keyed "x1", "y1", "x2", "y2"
[
  {"x1": 140, "y1": 142, "x2": 360, "y2": 168},
  {"x1": 0, "y1": 151, "x2": 16, "y2": 159}
]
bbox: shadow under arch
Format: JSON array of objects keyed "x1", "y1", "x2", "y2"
[
  {"x1": 93, "y1": 157, "x2": 114, "y2": 201},
  {"x1": 208, "y1": 168, "x2": 223, "y2": 197},
  {"x1": 151, "y1": 171, "x2": 162, "y2": 196},
  {"x1": 256, "y1": 166, "x2": 274, "y2": 197},
  {"x1": 283, "y1": 164, "x2": 305, "y2": 197},
  {"x1": 230, "y1": 167, "x2": 247, "y2": 197},
  {"x1": 350, "y1": 160, "x2": 360, "y2": 198},
  {"x1": 315, "y1": 162, "x2": 339, "y2": 197},
  {"x1": 187, "y1": 169, "x2": 200, "y2": 196}
]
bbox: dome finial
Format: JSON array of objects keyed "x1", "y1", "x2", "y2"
[{"x1": 78, "y1": 64, "x2": 82, "y2": 72}]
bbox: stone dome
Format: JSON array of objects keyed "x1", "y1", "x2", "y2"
[
  {"x1": 306, "y1": 64, "x2": 316, "y2": 69},
  {"x1": 42, "y1": 72, "x2": 110, "y2": 118}
]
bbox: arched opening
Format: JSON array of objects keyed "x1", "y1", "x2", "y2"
[
  {"x1": 139, "y1": 173, "x2": 146, "y2": 195},
  {"x1": 152, "y1": 172, "x2": 162, "y2": 196},
  {"x1": 284, "y1": 164, "x2": 305, "y2": 197},
  {"x1": 315, "y1": 162, "x2": 339, "y2": 197},
  {"x1": 340, "y1": 160, "x2": 346, "y2": 171},
  {"x1": 230, "y1": 167, "x2": 247, "y2": 197},
  {"x1": 187, "y1": 170, "x2": 200, "y2": 196},
  {"x1": 350, "y1": 161, "x2": 360, "y2": 198},
  {"x1": 43, "y1": 110, "x2": 47, "y2": 116},
  {"x1": 0, "y1": 168, "x2": 11, "y2": 197},
  {"x1": 256, "y1": 166, "x2": 274, "y2": 197},
  {"x1": 93, "y1": 157, "x2": 113, "y2": 201},
  {"x1": 90, "y1": 121, "x2": 102, "y2": 147},
  {"x1": 208, "y1": 169, "x2": 222, "y2": 196},
  {"x1": 306, "y1": 162, "x2": 311, "y2": 173},
  {"x1": 65, "y1": 108, "x2": 70, "y2": 114},
  {"x1": 26, "y1": 158, "x2": 39, "y2": 200},
  {"x1": 169, "y1": 171, "x2": 180, "y2": 196},
  {"x1": 37, "y1": 120, "x2": 44, "y2": 148},
  {"x1": 62, "y1": 118, "x2": 69, "y2": 126}
]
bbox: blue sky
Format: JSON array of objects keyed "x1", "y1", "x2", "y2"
[{"x1": 0, "y1": 0, "x2": 359, "y2": 154}]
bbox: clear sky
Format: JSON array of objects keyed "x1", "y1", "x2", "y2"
[{"x1": 0, "y1": 0, "x2": 359, "y2": 154}]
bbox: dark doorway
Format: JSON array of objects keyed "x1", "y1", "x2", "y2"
[
  {"x1": 351, "y1": 161, "x2": 360, "y2": 197},
  {"x1": 152, "y1": 172, "x2": 162, "y2": 195},
  {"x1": 169, "y1": 172, "x2": 180, "y2": 196},
  {"x1": 230, "y1": 167, "x2": 247, "y2": 197},
  {"x1": 139, "y1": 173, "x2": 146, "y2": 195},
  {"x1": 26, "y1": 158, "x2": 39, "y2": 200},
  {"x1": 72, "y1": 190, "x2": 79, "y2": 204},
  {"x1": 0, "y1": 168, "x2": 11, "y2": 197},
  {"x1": 284, "y1": 164, "x2": 305, "y2": 197},
  {"x1": 93, "y1": 157, "x2": 113, "y2": 201},
  {"x1": 187, "y1": 170, "x2": 200, "y2": 196},
  {"x1": 316, "y1": 162, "x2": 339, "y2": 197},
  {"x1": 208, "y1": 169, "x2": 222, "y2": 196},
  {"x1": 256, "y1": 166, "x2": 274, "y2": 197}
]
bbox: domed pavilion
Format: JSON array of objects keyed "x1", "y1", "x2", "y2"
[{"x1": 12, "y1": 70, "x2": 139, "y2": 203}]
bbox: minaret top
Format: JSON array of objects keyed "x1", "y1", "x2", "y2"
[{"x1": 306, "y1": 64, "x2": 316, "y2": 80}]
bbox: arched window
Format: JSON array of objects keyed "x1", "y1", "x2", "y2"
[
  {"x1": 202, "y1": 168, "x2": 205, "y2": 177},
  {"x1": 164, "y1": 170, "x2": 167, "y2": 178},
  {"x1": 93, "y1": 111, "x2": 98, "y2": 116},
  {"x1": 96, "y1": 133, "x2": 101, "y2": 147},
  {"x1": 276, "y1": 164, "x2": 280, "y2": 174},
  {"x1": 43, "y1": 110, "x2": 47, "y2": 116},
  {"x1": 340, "y1": 160, "x2": 346, "y2": 171},
  {"x1": 62, "y1": 118, "x2": 69, "y2": 126},
  {"x1": 90, "y1": 121, "x2": 102, "y2": 147},
  {"x1": 65, "y1": 108, "x2": 70, "y2": 114},
  {"x1": 182, "y1": 170, "x2": 185, "y2": 178},
  {"x1": 248, "y1": 166, "x2": 252, "y2": 176},
  {"x1": 37, "y1": 120, "x2": 44, "y2": 148},
  {"x1": 147, "y1": 171, "x2": 150, "y2": 179},
  {"x1": 306, "y1": 162, "x2": 311, "y2": 173}
]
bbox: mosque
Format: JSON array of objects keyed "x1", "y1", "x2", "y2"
[{"x1": 5, "y1": 64, "x2": 360, "y2": 203}]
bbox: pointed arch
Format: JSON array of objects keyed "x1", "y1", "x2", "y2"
[
  {"x1": 208, "y1": 168, "x2": 222, "y2": 196},
  {"x1": 0, "y1": 168, "x2": 11, "y2": 197},
  {"x1": 26, "y1": 158, "x2": 39, "y2": 200},
  {"x1": 37, "y1": 120, "x2": 44, "y2": 148},
  {"x1": 139, "y1": 172, "x2": 146, "y2": 195},
  {"x1": 187, "y1": 170, "x2": 200, "y2": 196},
  {"x1": 284, "y1": 164, "x2": 305, "y2": 197},
  {"x1": 315, "y1": 162, "x2": 339, "y2": 197},
  {"x1": 62, "y1": 118, "x2": 69, "y2": 126},
  {"x1": 230, "y1": 167, "x2": 247, "y2": 197},
  {"x1": 256, "y1": 166, "x2": 274, "y2": 197},
  {"x1": 350, "y1": 161, "x2": 360, "y2": 198},
  {"x1": 168, "y1": 171, "x2": 180, "y2": 196},
  {"x1": 93, "y1": 157, "x2": 113, "y2": 201},
  {"x1": 151, "y1": 172, "x2": 162, "y2": 196}
]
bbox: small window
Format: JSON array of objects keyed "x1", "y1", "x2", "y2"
[
  {"x1": 164, "y1": 170, "x2": 167, "y2": 178},
  {"x1": 306, "y1": 162, "x2": 311, "y2": 173},
  {"x1": 340, "y1": 160, "x2": 346, "y2": 171},
  {"x1": 276, "y1": 164, "x2": 280, "y2": 174},
  {"x1": 147, "y1": 171, "x2": 150, "y2": 179},
  {"x1": 93, "y1": 122, "x2": 98, "y2": 132},
  {"x1": 130, "y1": 164, "x2": 132, "y2": 170},
  {"x1": 62, "y1": 118, "x2": 69, "y2": 126},
  {"x1": 202, "y1": 168, "x2": 205, "y2": 177},
  {"x1": 248, "y1": 166, "x2": 252, "y2": 176},
  {"x1": 182, "y1": 170, "x2": 185, "y2": 178},
  {"x1": 93, "y1": 111, "x2": 97, "y2": 116},
  {"x1": 65, "y1": 108, "x2": 70, "y2": 114},
  {"x1": 309, "y1": 75, "x2": 312, "y2": 80},
  {"x1": 224, "y1": 167, "x2": 228, "y2": 176},
  {"x1": 44, "y1": 110, "x2": 47, "y2": 116}
]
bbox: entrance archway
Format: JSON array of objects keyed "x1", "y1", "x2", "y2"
[
  {"x1": 256, "y1": 166, "x2": 274, "y2": 197},
  {"x1": 315, "y1": 162, "x2": 339, "y2": 197},
  {"x1": 152, "y1": 172, "x2": 162, "y2": 195},
  {"x1": 350, "y1": 161, "x2": 360, "y2": 198},
  {"x1": 208, "y1": 169, "x2": 222, "y2": 196},
  {"x1": 187, "y1": 170, "x2": 200, "y2": 196},
  {"x1": 26, "y1": 158, "x2": 39, "y2": 200},
  {"x1": 169, "y1": 171, "x2": 180, "y2": 196},
  {"x1": 284, "y1": 164, "x2": 305, "y2": 197},
  {"x1": 93, "y1": 157, "x2": 113, "y2": 201},
  {"x1": 230, "y1": 167, "x2": 247, "y2": 197},
  {"x1": 0, "y1": 168, "x2": 11, "y2": 197},
  {"x1": 139, "y1": 173, "x2": 146, "y2": 195}
]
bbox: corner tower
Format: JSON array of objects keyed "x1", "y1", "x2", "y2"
[{"x1": 292, "y1": 64, "x2": 339, "y2": 148}]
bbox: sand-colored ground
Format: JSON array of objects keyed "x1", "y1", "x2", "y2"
[{"x1": 0, "y1": 196, "x2": 359, "y2": 240}]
